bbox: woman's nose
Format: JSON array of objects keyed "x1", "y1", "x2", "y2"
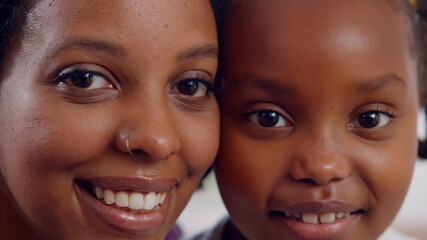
[
  {"x1": 289, "y1": 128, "x2": 351, "y2": 186},
  {"x1": 115, "y1": 97, "x2": 181, "y2": 161}
]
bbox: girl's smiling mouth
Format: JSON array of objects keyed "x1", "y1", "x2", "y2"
[
  {"x1": 75, "y1": 177, "x2": 178, "y2": 233},
  {"x1": 274, "y1": 211, "x2": 359, "y2": 224},
  {"x1": 271, "y1": 201, "x2": 365, "y2": 239}
]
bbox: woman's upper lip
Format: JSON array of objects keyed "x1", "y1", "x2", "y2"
[
  {"x1": 81, "y1": 177, "x2": 178, "y2": 192},
  {"x1": 276, "y1": 200, "x2": 362, "y2": 214}
]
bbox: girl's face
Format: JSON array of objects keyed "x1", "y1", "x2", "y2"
[
  {"x1": 0, "y1": 0, "x2": 219, "y2": 239},
  {"x1": 216, "y1": 0, "x2": 418, "y2": 239}
]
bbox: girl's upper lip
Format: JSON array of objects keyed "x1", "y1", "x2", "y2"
[
  {"x1": 81, "y1": 177, "x2": 178, "y2": 192},
  {"x1": 275, "y1": 200, "x2": 363, "y2": 214}
]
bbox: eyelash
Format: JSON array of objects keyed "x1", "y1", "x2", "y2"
[
  {"x1": 55, "y1": 70, "x2": 110, "y2": 84},
  {"x1": 172, "y1": 72, "x2": 222, "y2": 107},
  {"x1": 348, "y1": 105, "x2": 396, "y2": 129},
  {"x1": 246, "y1": 107, "x2": 293, "y2": 128},
  {"x1": 245, "y1": 106, "x2": 395, "y2": 128},
  {"x1": 372, "y1": 106, "x2": 395, "y2": 118},
  {"x1": 188, "y1": 76, "x2": 223, "y2": 95}
]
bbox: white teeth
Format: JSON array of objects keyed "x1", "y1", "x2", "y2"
[
  {"x1": 129, "y1": 192, "x2": 144, "y2": 210},
  {"x1": 115, "y1": 191, "x2": 129, "y2": 207},
  {"x1": 90, "y1": 185, "x2": 166, "y2": 211},
  {"x1": 319, "y1": 212, "x2": 335, "y2": 224},
  {"x1": 336, "y1": 212, "x2": 345, "y2": 219},
  {"x1": 144, "y1": 192, "x2": 156, "y2": 210},
  {"x1": 95, "y1": 187, "x2": 104, "y2": 199},
  {"x1": 156, "y1": 192, "x2": 161, "y2": 203},
  {"x1": 284, "y1": 211, "x2": 352, "y2": 224},
  {"x1": 302, "y1": 213, "x2": 319, "y2": 224},
  {"x1": 159, "y1": 192, "x2": 166, "y2": 204},
  {"x1": 104, "y1": 190, "x2": 115, "y2": 205}
]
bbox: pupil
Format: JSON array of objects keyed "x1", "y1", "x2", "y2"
[
  {"x1": 178, "y1": 80, "x2": 199, "y2": 95},
  {"x1": 258, "y1": 111, "x2": 279, "y2": 127},
  {"x1": 71, "y1": 72, "x2": 93, "y2": 88},
  {"x1": 358, "y1": 112, "x2": 380, "y2": 128}
]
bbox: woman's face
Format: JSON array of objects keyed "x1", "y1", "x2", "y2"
[
  {"x1": 0, "y1": 0, "x2": 219, "y2": 239},
  {"x1": 216, "y1": 0, "x2": 418, "y2": 239}
]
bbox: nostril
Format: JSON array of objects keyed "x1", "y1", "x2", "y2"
[
  {"x1": 289, "y1": 154, "x2": 351, "y2": 186},
  {"x1": 116, "y1": 130, "x2": 181, "y2": 160},
  {"x1": 128, "y1": 149, "x2": 144, "y2": 155},
  {"x1": 290, "y1": 170, "x2": 348, "y2": 186},
  {"x1": 294, "y1": 178, "x2": 317, "y2": 185}
]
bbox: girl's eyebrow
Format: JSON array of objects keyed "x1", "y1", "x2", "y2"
[
  {"x1": 231, "y1": 73, "x2": 292, "y2": 96},
  {"x1": 176, "y1": 44, "x2": 218, "y2": 62},
  {"x1": 352, "y1": 74, "x2": 406, "y2": 95},
  {"x1": 48, "y1": 38, "x2": 126, "y2": 57}
]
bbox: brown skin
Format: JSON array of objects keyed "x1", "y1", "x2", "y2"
[
  {"x1": 0, "y1": 0, "x2": 219, "y2": 239},
  {"x1": 216, "y1": 0, "x2": 418, "y2": 239}
]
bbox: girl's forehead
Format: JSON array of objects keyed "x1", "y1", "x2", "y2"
[
  {"x1": 226, "y1": 0, "x2": 412, "y2": 40},
  {"x1": 228, "y1": 0, "x2": 409, "y2": 31},
  {"x1": 221, "y1": 0, "x2": 418, "y2": 100},
  {"x1": 223, "y1": 0, "x2": 414, "y2": 71}
]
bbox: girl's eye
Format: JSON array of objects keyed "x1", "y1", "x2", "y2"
[
  {"x1": 60, "y1": 71, "x2": 113, "y2": 90},
  {"x1": 249, "y1": 110, "x2": 288, "y2": 127},
  {"x1": 350, "y1": 111, "x2": 390, "y2": 129},
  {"x1": 177, "y1": 79, "x2": 208, "y2": 97}
]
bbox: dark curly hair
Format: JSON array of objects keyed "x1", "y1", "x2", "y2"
[
  {"x1": 417, "y1": 0, "x2": 427, "y2": 105},
  {"x1": 0, "y1": 0, "x2": 37, "y2": 67}
]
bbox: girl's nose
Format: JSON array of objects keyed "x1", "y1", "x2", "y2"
[
  {"x1": 115, "y1": 98, "x2": 181, "y2": 161},
  {"x1": 289, "y1": 129, "x2": 351, "y2": 186}
]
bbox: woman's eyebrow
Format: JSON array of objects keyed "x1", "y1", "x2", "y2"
[
  {"x1": 48, "y1": 38, "x2": 126, "y2": 57},
  {"x1": 176, "y1": 44, "x2": 218, "y2": 62},
  {"x1": 353, "y1": 74, "x2": 406, "y2": 94}
]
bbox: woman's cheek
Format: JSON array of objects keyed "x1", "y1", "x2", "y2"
[{"x1": 178, "y1": 110, "x2": 219, "y2": 174}]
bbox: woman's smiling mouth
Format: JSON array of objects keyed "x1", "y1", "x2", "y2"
[
  {"x1": 75, "y1": 177, "x2": 178, "y2": 233},
  {"x1": 86, "y1": 182, "x2": 167, "y2": 212}
]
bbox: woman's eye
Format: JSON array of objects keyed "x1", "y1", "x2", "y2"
[
  {"x1": 53, "y1": 64, "x2": 120, "y2": 104},
  {"x1": 350, "y1": 111, "x2": 390, "y2": 129},
  {"x1": 249, "y1": 110, "x2": 288, "y2": 127},
  {"x1": 61, "y1": 71, "x2": 113, "y2": 90},
  {"x1": 177, "y1": 79, "x2": 208, "y2": 97}
]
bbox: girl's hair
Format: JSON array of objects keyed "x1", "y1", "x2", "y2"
[
  {"x1": 0, "y1": 0, "x2": 36, "y2": 68},
  {"x1": 418, "y1": 0, "x2": 427, "y2": 106},
  {"x1": 209, "y1": 0, "x2": 228, "y2": 37}
]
